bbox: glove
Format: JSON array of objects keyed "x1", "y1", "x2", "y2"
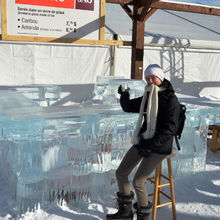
[{"x1": 118, "y1": 85, "x2": 130, "y2": 95}]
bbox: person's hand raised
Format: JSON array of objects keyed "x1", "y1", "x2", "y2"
[{"x1": 118, "y1": 84, "x2": 130, "y2": 95}]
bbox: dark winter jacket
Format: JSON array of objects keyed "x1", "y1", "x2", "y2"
[{"x1": 120, "y1": 79, "x2": 180, "y2": 155}]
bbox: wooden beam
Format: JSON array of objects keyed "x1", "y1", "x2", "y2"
[
  {"x1": 106, "y1": 0, "x2": 158, "y2": 5},
  {"x1": 131, "y1": 4, "x2": 145, "y2": 79},
  {"x1": 137, "y1": 0, "x2": 159, "y2": 7},
  {"x1": 120, "y1": 1, "x2": 156, "y2": 22},
  {"x1": 138, "y1": 0, "x2": 155, "y2": 21},
  {"x1": 150, "y1": 1, "x2": 220, "y2": 16},
  {"x1": 1, "y1": 34, "x2": 132, "y2": 46},
  {"x1": 106, "y1": 0, "x2": 220, "y2": 17},
  {"x1": 100, "y1": 0, "x2": 106, "y2": 41},
  {"x1": 120, "y1": 4, "x2": 134, "y2": 21},
  {"x1": 144, "y1": 8, "x2": 157, "y2": 22},
  {"x1": 106, "y1": 0, "x2": 134, "y2": 4},
  {"x1": 1, "y1": 0, "x2": 7, "y2": 40}
]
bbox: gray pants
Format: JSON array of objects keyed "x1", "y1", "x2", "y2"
[{"x1": 115, "y1": 145, "x2": 166, "y2": 207}]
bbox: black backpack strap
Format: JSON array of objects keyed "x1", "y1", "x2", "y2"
[{"x1": 174, "y1": 135, "x2": 181, "y2": 151}]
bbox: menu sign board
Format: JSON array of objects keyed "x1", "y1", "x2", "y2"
[
  {"x1": 15, "y1": 0, "x2": 75, "y2": 9},
  {"x1": 2, "y1": 0, "x2": 100, "y2": 41}
]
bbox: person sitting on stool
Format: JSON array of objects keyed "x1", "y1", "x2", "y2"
[{"x1": 106, "y1": 64, "x2": 180, "y2": 220}]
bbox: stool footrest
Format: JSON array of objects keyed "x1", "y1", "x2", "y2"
[
  {"x1": 147, "y1": 177, "x2": 155, "y2": 184},
  {"x1": 161, "y1": 174, "x2": 170, "y2": 181},
  {"x1": 158, "y1": 183, "x2": 170, "y2": 188},
  {"x1": 160, "y1": 191, "x2": 171, "y2": 200},
  {"x1": 148, "y1": 187, "x2": 172, "y2": 200},
  {"x1": 156, "y1": 201, "x2": 172, "y2": 208},
  {"x1": 148, "y1": 174, "x2": 170, "y2": 184}
]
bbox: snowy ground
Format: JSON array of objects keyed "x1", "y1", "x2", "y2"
[{"x1": 0, "y1": 138, "x2": 220, "y2": 220}]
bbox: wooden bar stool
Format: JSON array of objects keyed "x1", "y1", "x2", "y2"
[
  {"x1": 147, "y1": 149, "x2": 177, "y2": 220},
  {"x1": 208, "y1": 124, "x2": 220, "y2": 152}
]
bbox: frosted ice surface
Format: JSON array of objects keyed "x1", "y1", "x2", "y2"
[
  {"x1": 16, "y1": 85, "x2": 61, "y2": 107},
  {"x1": 94, "y1": 76, "x2": 146, "y2": 105},
  {"x1": 0, "y1": 89, "x2": 42, "y2": 119},
  {"x1": 0, "y1": 78, "x2": 220, "y2": 212}
]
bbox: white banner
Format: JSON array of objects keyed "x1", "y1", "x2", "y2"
[{"x1": 6, "y1": 0, "x2": 100, "y2": 40}]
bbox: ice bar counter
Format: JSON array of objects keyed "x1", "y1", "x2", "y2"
[{"x1": 0, "y1": 78, "x2": 219, "y2": 213}]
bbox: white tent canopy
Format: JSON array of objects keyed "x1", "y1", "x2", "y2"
[{"x1": 0, "y1": 3, "x2": 220, "y2": 100}]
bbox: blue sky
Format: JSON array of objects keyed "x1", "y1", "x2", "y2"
[{"x1": 170, "y1": 0, "x2": 220, "y2": 7}]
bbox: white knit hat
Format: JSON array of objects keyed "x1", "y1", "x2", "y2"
[{"x1": 144, "y1": 64, "x2": 164, "y2": 81}]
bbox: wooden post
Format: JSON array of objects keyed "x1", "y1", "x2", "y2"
[
  {"x1": 100, "y1": 0, "x2": 106, "y2": 41},
  {"x1": 131, "y1": 4, "x2": 145, "y2": 79}
]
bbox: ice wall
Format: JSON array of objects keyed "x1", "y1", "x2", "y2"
[{"x1": 0, "y1": 79, "x2": 219, "y2": 213}]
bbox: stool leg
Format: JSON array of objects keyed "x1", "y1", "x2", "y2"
[
  {"x1": 152, "y1": 165, "x2": 161, "y2": 220},
  {"x1": 211, "y1": 129, "x2": 218, "y2": 152},
  {"x1": 167, "y1": 158, "x2": 177, "y2": 220},
  {"x1": 158, "y1": 163, "x2": 162, "y2": 205}
]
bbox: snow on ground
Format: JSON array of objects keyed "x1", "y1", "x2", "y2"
[{"x1": 0, "y1": 139, "x2": 220, "y2": 220}]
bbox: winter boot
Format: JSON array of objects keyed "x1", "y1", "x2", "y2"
[
  {"x1": 106, "y1": 191, "x2": 134, "y2": 220},
  {"x1": 133, "y1": 202, "x2": 152, "y2": 220}
]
